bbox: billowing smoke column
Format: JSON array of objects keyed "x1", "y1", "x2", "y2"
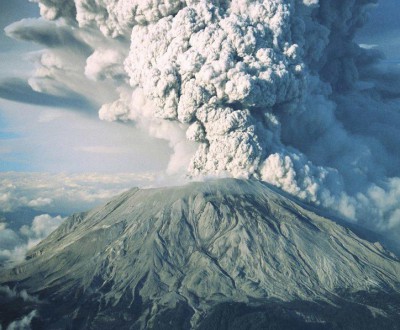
[{"x1": 7, "y1": 0, "x2": 400, "y2": 242}]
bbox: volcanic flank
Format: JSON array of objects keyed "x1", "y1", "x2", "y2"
[{"x1": 1, "y1": 179, "x2": 400, "y2": 329}]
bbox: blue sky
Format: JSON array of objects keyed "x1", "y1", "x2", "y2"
[{"x1": 356, "y1": 0, "x2": 400, "y2": 62}]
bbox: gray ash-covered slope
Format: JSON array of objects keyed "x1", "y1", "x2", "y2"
[{"x1": 1, "y1": 179, "x2": 400, "y2": 329}]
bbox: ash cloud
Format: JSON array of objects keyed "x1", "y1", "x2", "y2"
[
  {"x1": 7, "y1": 1, "x2": 400, "y2": 245},
  {"x1": 3, "y1": 17, "x2": 126, "y2": 110},
  {"x1": 0, "y1": 78, "x2": 94, "y2": 110},
  {"x1": 4, "y1": 18, "x2": 91, "y2": 51}
]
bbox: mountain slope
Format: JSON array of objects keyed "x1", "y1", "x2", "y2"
[{"x1": 1, "y1": 179, "x2": 400, "y2": 329}]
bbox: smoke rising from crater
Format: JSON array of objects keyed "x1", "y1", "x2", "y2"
[{"x1": 6, "y1": 0, "x2": 400, "y2": 241}]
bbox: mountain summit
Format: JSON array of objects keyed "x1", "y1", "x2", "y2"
[{"x1": 1, "y1": 179, "x2": 400, "y2": 329}]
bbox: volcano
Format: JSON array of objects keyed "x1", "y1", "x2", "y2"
[{"x1": 1, "y1": 179, "x2": 400, "y2": 329}]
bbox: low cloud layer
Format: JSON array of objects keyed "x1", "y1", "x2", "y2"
[
  {"x1": 0, "y1": 172, "x2": 157, "y2": 266},
  {"x1": 0, "y1": 172, "x2": 156, "y2": 214},
  {"x1": 0, "y1": 286, "x2": 39, "y2": 303},
  {"x1": 4, "y1": 1, "x2": 400, "y2": 246},
  {"x1": 2, "y1": 310, "x2": 37, "y2": 330},
  {"x1": 0, "y1": 214, "x2": 65, "y2": 266}
]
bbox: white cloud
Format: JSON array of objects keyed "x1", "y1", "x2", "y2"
[
  {"x1": 6, "y1": 310, "x2": 37, "y2": 330},
  {"x1": 0, "y1": 286, "x2": 39, "y2": 303},
  {"x1": 0, "y1": 171, "x2": 172, "y2": 266},
  {"x1": 20, "y1": 214, "x2": 64, "y2": 245},
  {"x1": 85, "y1": 48, "x2": 128, "y2": 82},
  {"x1": 0, "y1": 214, "x2": 65, "y2": 265},
  {"x1": 27, "y1": 197, "x2": 52, "y2": 208},
  {"x1": 0, "y1": 172, "x2": 157, "y2": 214}
]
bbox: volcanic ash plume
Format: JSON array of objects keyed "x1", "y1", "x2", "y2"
[
  {"x1": 124, "y1": 1, "x2": 308, "y2": 179},
  {"x1": 11, "y1": 0, "x2": 400, "y2": 240}
]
